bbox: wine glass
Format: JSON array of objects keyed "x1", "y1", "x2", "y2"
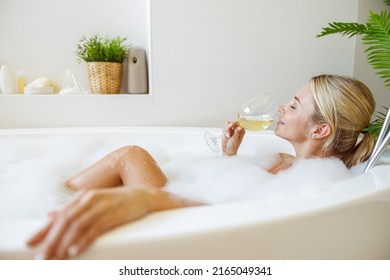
[{"x1": 204, "y1": 93, "x2": 278, "y2": 153}]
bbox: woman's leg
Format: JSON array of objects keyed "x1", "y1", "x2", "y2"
[{"x1": 66, "y1": 146, "x2": 167, "y2": 192}]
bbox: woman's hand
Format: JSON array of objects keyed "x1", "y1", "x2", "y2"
[
  {"x1": 27, "y1": 186, "x2": 199, "y2": 259},
  {"x1": 26, "y1": 187, "x2": 158, "y2": 259},
  {"x1": 221, "y1": 121, "x2": 246, "y2": 156}
]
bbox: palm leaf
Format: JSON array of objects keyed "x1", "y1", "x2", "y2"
[
  {"x1": 317, "y1": 22, "x2": 369, "y2": 38},
  {"x1": 362, "y1": 11, "x2": 390, "y2": 88}
]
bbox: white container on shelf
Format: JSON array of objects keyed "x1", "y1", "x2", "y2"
[
  {"x1": 0, "y1": 65, "x2": 14, "y2": 94},
  {"x1": 24, "y1": 77, "x2": 55, "y2": 94}
]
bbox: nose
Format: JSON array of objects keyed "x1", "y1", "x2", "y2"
[{"x1": 278, "y1": 104, "x2": 284, "y2": 114}]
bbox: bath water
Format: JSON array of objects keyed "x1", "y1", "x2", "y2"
[{"x1": 0, "y1": 135, "x2": 355, "y2": 220}]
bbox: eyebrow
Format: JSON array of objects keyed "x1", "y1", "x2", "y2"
[{"x1": 294, "y1": 96, "x2": 301, "y2": 104}]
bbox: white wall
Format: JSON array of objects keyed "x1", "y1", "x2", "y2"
[
  {"x1": 150, "y1": 0, "x2": 357, "y2": 127},
  {"x1": 0, "y1": 0, "x2": 369, "y2": 128}
]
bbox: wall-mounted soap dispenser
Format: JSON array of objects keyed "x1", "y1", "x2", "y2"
[{"x1": 127, "y1": 46, "x2": 148, "y2": 94}]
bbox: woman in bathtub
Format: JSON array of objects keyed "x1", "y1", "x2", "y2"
[{"x1": 27, "y1": 74, "x2": 376, "y2": 259}]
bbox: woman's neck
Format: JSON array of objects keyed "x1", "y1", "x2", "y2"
[{"x1": 293, "y1": 140, "x2": 328, "y2": 159}]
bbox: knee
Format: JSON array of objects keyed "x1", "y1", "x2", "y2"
[
  {"x1": 118, "y1": 145, "x2": 150, "y2": 161},
  {"x1": 119, "y1": 145, "x2": 147, "y2": 155}
]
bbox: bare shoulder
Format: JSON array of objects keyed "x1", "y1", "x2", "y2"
[
  {"x1": 279, "y1": 153, "x2": 295, "y2": 163},
  {"x1": 268, "y1": 153, "x2": 295, "y2": 174}
]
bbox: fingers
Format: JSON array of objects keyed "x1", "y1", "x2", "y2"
[
  {"x1": 28, "y1": 187, "x2": 155, "y2": 259},
  {"x1": 30, "y1": 192, "x2": 96, "y2": 259},
  {"x1": 224, "y1": 121, "x2": 245, "y2": 141},
  {"x1": 66, "y1": 212, "x2": 120, "y2": 258},
  {"x1": 41, "y1": 207, "x2": 88, "y2": 259},
  {"x1": 26, "y1": 219, "x2": 54, "y2": 247},
  {"x1": 223, "y1": 121, "x2": 242, "y2": 138},
  {"x1": 55, "y1": 193, "x2": 120, "y2": 259},
  {"x1": 26, "y1": 209, "x2": 62, "y2": 247},
  {"x1": 221, "y1": 121, "x2": 246, "y2": 156},
  {"x1": 55, "y1": 201, "x2": 105, "y2": 259},
  {"x1": 234, "y1": 124, "x2": 246, "y2": 141}
]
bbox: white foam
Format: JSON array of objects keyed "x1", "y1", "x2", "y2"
[
  {"x1": 163, "y1": 155, "x2": 352, "y2": 205},
  {"x1": 241, "y1": 157, "x2": 353, "y2": 206},
  {"x1": 163, "y1": 154, "x2": 275, "y2": 204},
  {"x1": 0, "y1": 135, "x2": 355, "y2": 220},
  {"x1": 0, "y1": 136, "x2": 116, "y2": 220}
]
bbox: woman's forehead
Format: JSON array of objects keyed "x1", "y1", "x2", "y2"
[{"x1": 295, "y1": 83, "x2": 314, "y2": 105}]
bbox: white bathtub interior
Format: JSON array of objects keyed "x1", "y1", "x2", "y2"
[{"x1": 0, "y1": 127, "x2": 389, "y2": 259}]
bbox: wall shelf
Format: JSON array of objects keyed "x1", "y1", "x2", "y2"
[{"x1": 0, "y1": 93, "x2": 151, "y2": 98}]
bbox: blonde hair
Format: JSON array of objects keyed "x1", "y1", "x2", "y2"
[{"x1": 309, "y1": 74, "x2": 376, "y2": 168}]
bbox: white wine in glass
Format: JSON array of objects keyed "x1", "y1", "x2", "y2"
[
  {"x1": 237, "y1": 117, "x2": 274, "y2": 131},
  {"x1": 204, "y1": 93, "x2": 278, "y2": 153}
]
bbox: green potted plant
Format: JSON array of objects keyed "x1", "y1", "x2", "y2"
[
  {"x1": 76, "y1": 34, "x2": 130, "y2": 94},
  {"x1": 317, "y1": 0, "x2": 390, "y2": 137}
]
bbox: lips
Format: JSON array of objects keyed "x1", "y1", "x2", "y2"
[{"x1": 277, "y1": 118, "x2": 285, "y2": 125}]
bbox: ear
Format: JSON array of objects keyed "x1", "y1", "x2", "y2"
[{"x1": 311, "y1": 123, "x2": 331, "y2": 140}]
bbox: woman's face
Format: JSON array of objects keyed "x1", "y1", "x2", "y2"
[{"x1": 275, "y1": 82, "x2": 317, "y2": 144}]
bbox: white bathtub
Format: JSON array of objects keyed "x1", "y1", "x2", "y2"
[{"x1": 0, "y1": 127, "x2": 389, "y2": 260}]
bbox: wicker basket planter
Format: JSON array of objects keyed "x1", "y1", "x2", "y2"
[{"x1": 87, "y1": 62, "x2": 122, "y2": 94}]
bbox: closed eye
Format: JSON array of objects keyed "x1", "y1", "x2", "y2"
[{"x1": 290, "y1": 105, "x2": 296, "y2": 109}]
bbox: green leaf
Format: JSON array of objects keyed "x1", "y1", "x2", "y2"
[
  {"x1": 362, "y1": 11, "x2": 390, "y2": 89},
  {"x1": 365, "y1": 107, "x2": 390, "y2": 138},
  {"x1": 75, "y1": 34, "x2": 131, "y2": 63},
  {"x1": 317, "y1": 22, "x2": 369, "y2": 38}
]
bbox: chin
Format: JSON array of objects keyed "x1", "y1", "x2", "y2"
[
  {"x1": 274, "y1": 126, "x2": 282, "y2": 137},
  {"x1": 274, "y1": 126, "x2": 289, "y2": 142}
]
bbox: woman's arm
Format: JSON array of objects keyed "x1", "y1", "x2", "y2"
[
  {"x1": 27, "y1": 187, "x2": 201, "y2": 259},
  {"x1": 222, "y1": 121, "x2": 246, "y2": 156}
]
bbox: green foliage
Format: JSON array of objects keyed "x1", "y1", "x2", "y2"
[
  {"x1": 317, "y1": 22, "x2": 369, "y2": 37},
  {"x1": 364, "y1": 11, "x2": 390, "y2": 88},
  {"x1": 317, "y1": 1, "x2": 390, "y2": 137},
  {"x1": 76, "y1": 35, "x2": 130, "y2": 63},
  {"x1": 363, "y1": 107, "x2": 390, "y2": 136}
]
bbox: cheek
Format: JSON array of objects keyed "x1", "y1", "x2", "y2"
[
  {"x1": 284, "y1": 114, "x2": 300, "y2": 129},
  {"x1": 276, "y1": 116, "x2": 312, "y2": 141}
]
